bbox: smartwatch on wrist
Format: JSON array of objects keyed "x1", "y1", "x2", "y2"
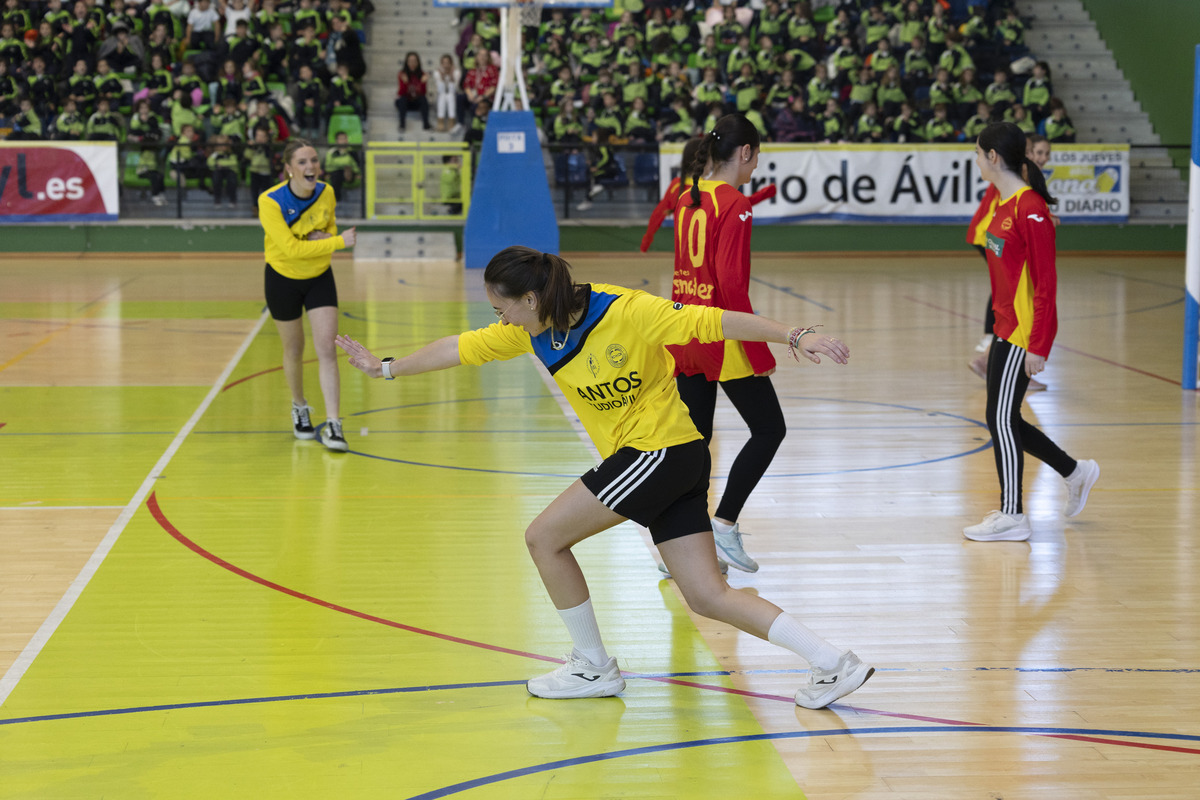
[{"x1": 381, "y1": 357, "x2": 396, "y2": 380}]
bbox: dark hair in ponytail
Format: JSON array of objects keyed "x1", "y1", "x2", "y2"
[
  {"x1": 678, "y1": 137, "x2": 702, "y2": 193},
  {"x1": 483, "y1": 245, "x2": 586, "y2": 333},
  {"x1": 689, "y1": 112, "x2": 761, "y2": 208},
  {"x1": 977, "y1": 121, "x2": 1056, "y2": 207}
]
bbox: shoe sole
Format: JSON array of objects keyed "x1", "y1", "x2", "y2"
[
  {"x1": 526, "y1": 677, "x2": 626, "y2": 699},
  {"x1": 321, "y1": 439, "x2": 349, "y2": 452},
  {"x1": 964, "y1": 525, "x2": 1031, "y2": 542},
  {"x1": 294, "y1": 430, "x2": 317, "y2": 440},
  {"x1": 1065, "y1": 461, "x2": 1100, "y2": 518},
  {"x1": 795, "y1": 663, "x2": 875, "y2": 710}
]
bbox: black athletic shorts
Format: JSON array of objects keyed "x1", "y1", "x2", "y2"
[
  {"x1": 264, "y1": 264, "x2": 338, "y2": 321},
  {"x1": 580, "y1": 438, "x2": 710, "y2": 544}
]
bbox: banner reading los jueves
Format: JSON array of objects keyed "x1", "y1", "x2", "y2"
[
  {"x1": 0, "y1": 142, "x2": 120, "y2": 223},
  {"x1": 659, "y1": 143, "x2": 1129, "y2": 223}
]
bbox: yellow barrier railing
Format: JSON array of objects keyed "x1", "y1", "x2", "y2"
[{"x1": 365, "y1": 142, "x2": 472, "y2": 221}]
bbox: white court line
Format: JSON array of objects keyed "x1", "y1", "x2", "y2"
[
  {"x1": 0, "y1": 506, "x2": 126, "y2": 511},
  {"x1": 0, "y1": 310, "x2": 269, "y2": 708}
]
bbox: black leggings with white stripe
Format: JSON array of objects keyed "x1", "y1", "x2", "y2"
[
  {"x1": 676, "y1": 373, "x2": 786, "y2": 522},
  {"x1": 986, "y1": 337, "x2": 1077, "y2": 514}
]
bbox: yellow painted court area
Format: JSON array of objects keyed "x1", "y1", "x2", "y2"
[{"x1": 1, "y1": 253, "x2": 1198, "y2": 798}]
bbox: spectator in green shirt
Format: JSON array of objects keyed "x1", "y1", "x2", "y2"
[
  {"x1": 323, "y1": 131, "x2": 361, "y2": 202},
  {"x1": 925, "y1": 103, "x2": 956, "y2": 142},
  {"x1": 963, "y1": 100, "x2": 991, "y2": 140},
  {"x1": 54, "y1": 98, "x2": 87, "y2": 139},
  {"x1": 891, "y1": 101, "x2": 923, "y2": 143},
  {"x1": 87, "y1": 98, "x2": 125, "y2": 141},
  {"x1": 854, "y1": 100, "x2": 884, "y2": 142},
  {"x1": 986, "y1": 68, "x2": 1016, "y2": 115},
  {"x1": 1005, "y1": 101, "x2": 1036, "y2": 134},
  {"x1": 1022, "y1": 61, "x2": 1052, "y2": 123},
  {"x1": 1043, "y1": 97, "x2": 1076, "y2": 143}
]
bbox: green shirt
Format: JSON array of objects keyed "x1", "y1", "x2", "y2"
[{"x1": 55, "y1": 111, "x2": 86, "y2": 138}]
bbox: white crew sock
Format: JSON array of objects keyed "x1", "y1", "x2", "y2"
[
  {"x1": 712, "y1": 518, "x2": 736, "y2": 535},
  {"x1": 557, "y1": 597, "x2": 609, "y2": 667},
  {"x1": 767, "y1": 613, "x2": 843, "y2": 671}
]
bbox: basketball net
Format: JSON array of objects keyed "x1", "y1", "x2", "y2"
[{"x1": 494, "y1": 0, "x2": 541, "y2": 112}]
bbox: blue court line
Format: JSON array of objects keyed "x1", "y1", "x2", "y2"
[
  {"x1": 6, "y1": 667, "x2": 1197, "y2": 728},
  {"x1": 749, "y1": 277, "x2": 835, "y2": 311},
  {"x1": 405, "y1": 725, "x2": 1200, "y2": 799}
]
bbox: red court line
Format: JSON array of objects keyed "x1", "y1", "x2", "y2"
[
  {"x1": 903, "y1": 295, "x2": 1181, "y2": 386},
  {"x1": 222, "y1": 359, "x2": 318, "y2": 392},
  {"x1": 147, "y1": 492, "x2": 559, "y2": 665},
  {"x1": 147, "y1": 493, "x2": 1199, "y2": 756}
]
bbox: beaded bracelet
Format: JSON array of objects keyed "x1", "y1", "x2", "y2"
[{"x1": 787, "y1": 325, "x2": 821, "y2": 362}]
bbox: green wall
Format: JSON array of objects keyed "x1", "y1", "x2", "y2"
[
  {"x1": 0, "y1": 223, "x2": 1186, "y2": 254},
  {"x1": 1080, "y1": 0, "x2": 1200, "y2": 169}
]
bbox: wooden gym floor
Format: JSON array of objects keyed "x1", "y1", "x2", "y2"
[{"x1": 0, "y1": 249, "x2": 1197, "y2": 799}]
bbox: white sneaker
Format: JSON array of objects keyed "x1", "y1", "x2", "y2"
[
  {"x1": 575, "y1": 200, "x2": 593, "y2": 211},
  {"x1": 714, "y1": 521, "x2": 759, "y2": 572},
  {"x1": 975, "y1": 335, "x2": 992, "y2": 353},
  {"x1": 963, "y1": 510, "x2": 1031, "y2": 541},
  {"x1": 1064, "y1": 459, "x2": 1100, "y2": 517},
  {"x1": 795, "y1": 650, "x2": 874, "y2": 710},
  {"x1": 527, "y1": 652, "x2": 625, "y2": 699},
  {"x1": 292, "y1": 403, "x2": 316, "y2": 439},
  {"x1": 658, "y1": 560, "x2": 728, "y2": 578},
  {"x1": 588, "y1": 183, "x2": 605, "y2": 198},
  {"x1": 320, "y1": 418, "x2": 349, "y2": 452}
]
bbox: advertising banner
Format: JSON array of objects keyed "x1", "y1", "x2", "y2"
[
  {"x1": 659, "y1": 143, "x2": 1129, "y2": 224},
  {"x1": 0, "y1": 142, "x2": 120, "y2": 223}
]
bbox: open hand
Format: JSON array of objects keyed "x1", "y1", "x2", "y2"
[
  {"x1": 335, "y1": 334, "x2": 383, "y2": 378},
  {"x1": 799, "y1": 334, "x2": 850, "y2": 365}
]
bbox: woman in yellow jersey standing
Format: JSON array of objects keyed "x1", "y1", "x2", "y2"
[
  {"x1": 259, "y1": 138, "x2": 357, "y2": 451},
  {"x1": 336, "y1": 246, "x2": 875, "y2": 709},
  {"x1": 667, "y1": 113, "x2": 782, "y2": 574}
]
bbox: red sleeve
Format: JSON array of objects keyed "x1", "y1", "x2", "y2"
[
  {"x1": 748, "y1": 183, "x2": 776, "y2": 205},
  {"x1": 397, "y1": 73, "x2": 407, "y2": 95},
  {"x1": 1019, "y1": 193, "x2": 1059, "y2": 357},
  {"x1": 640, "y1": 177, "x2": 681, "y2": 252},
  {"x1": 966, "y1": 184, "x2": 997, "y2": 246}
]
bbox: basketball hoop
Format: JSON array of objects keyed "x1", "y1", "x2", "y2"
[{"x1": 516, "y1": 0, "x2": 543, "y2": 28}]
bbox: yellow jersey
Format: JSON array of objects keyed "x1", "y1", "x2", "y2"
[
  {"x1": 259, "y1": 181, "x2": 345, "y2": 280},
  {"x1": 457, "y1": 283, "x2": 727, "y2": 459}
]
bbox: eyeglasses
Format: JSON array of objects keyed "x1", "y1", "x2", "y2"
[{"x1": 495, "y1": 298, "x2": 521, "y2": 320}]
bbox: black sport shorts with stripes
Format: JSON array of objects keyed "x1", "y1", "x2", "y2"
[{"x1": 580, "y1": 439, "x2": 711, "y2": 545}]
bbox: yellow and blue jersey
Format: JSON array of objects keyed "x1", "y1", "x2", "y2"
[
  {"x1": 457, "y1": 283, "x2": 727, "y2": 459},
  {"x1": 258, "y1": 181, "x2": 344, "y2": 280}
]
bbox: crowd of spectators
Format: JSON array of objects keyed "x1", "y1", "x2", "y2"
[
  {"x1": 438, "y1": 0, "x2": 1076, "y2": 149},
  {"x1": 0, "y1": 0, "x2": 373, "y2": 207}
]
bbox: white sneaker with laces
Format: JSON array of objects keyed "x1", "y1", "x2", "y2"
[
  {"x1": 575, "y1": 200, "x2": 593, "y2": 211},
  {"x1": 714, "y1": 521, "x2": 759, "y2": 572},
  {"x1": 1064, "y1": 459, "x2": 1100, "y2": 517},
  {"x1": 320, "y1": 418, "x2": 349, "y2": 452},
  {"x1": 527, "y1": 652, "x2": 625, "y2": 698},
  {"x1": 588, "y1": 183, "x2": 605, "y2": 198},
  {"x1": 795, "y1": 650, "x2": 874, "y2": 709},
  {"x1": 963, "y1": 510, "x2": 1031, "y2": 541},
  {"x1": 292, "y1": 403, "x2": 316, "y2": 439}
]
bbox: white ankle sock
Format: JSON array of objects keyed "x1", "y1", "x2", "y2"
[
  {"x1": 557, "y1": 598, "x2": 609, "y2": 666},
  {"x1": 712, "y1": 518, "x2": 735, "y2": 535},
  {"x1": 768, "y1": 613, "x2": 842, "y2": 671}
]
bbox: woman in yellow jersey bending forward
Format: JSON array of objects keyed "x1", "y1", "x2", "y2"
[
  {"x1": 259, "y1": 138, "x2": 357, "y2": 451},
  {"x1": 336, "y1": 246, "x2": 875, "y2": 709}
]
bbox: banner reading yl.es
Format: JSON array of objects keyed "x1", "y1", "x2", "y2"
[
  {"x1": 659, "y1": 143, "x2": 1129, "y2": 224},
  {"x1": 0, "y1": 142, "x2": 120, "y2": 223}
]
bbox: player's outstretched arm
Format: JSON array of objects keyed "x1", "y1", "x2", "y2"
[
  {"x1": 720, "y1": 310, "x2": 850, "y2": 365},
  {"x1": 335, "y1": 334, "x2": 462, "y2": 379}
]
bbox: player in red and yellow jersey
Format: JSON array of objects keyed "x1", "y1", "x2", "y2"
[
  {"x1": 967, "y1": 134, "x2": 1054, "y2": 387},
  {"x1": 964, "y1": 123, "x2": 1099, "y2": 543},
  {"x1": 335, "y1": 246, "x2": 874, "y2": 710},
  {"x1": 664, "y1": 113, "x2": 789, "y2": 574},
  {"x1": 640, "y1": 138, "x2": 776, "y2": 252}
]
